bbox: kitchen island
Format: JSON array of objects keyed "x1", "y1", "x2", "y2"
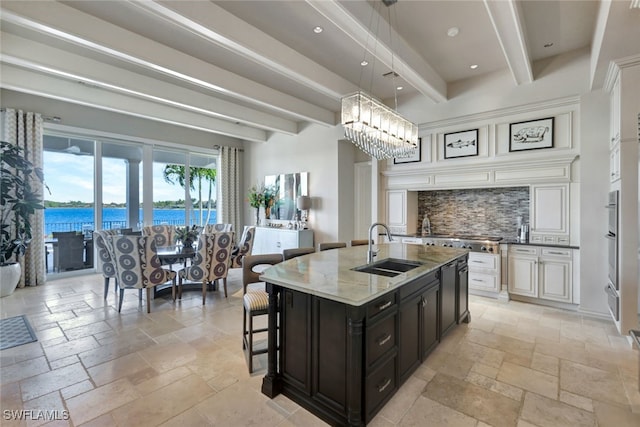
[{"x1": 260, "y1": 244, "x2": 469, "y2": 426}]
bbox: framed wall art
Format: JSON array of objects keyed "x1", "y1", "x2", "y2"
[
  {"x1": 444, "y1": 129, "x2": 478, "y2": 159},
  {"x1": 393, "y1": 137, "x2": 421, "y2": 164},
  {"x1": 509, "y1": 117, "x2": 554, "y2": 152}
]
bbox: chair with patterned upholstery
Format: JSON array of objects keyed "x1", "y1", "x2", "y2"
[
  {"x1": 204, "y1": 223, "x2": 233, "y2": 234},
  {"x1": 230, "y1": 226, "x2": 255, "y2": 268},
  {"x1": 318, "y1": 242, "x2": 346, "y2": 251},
  {"x1": 282, "y1": 247, "x2": 315, "y2": 260},
  {"x1": 178, "y1": 231, "x2": 234, "y2": 304},
  {"x1": 93, "y1": 229, "x2": 120, "y2": 299},
  {"x1": 242, "y1": 253, "x2": 283, "y2": 373},
  {"x1": 109, "y1": 235, "x2": 177, "y2": 313},
  {"x1": 142, "y1": 224, "x2": 176, "y2": 247}
]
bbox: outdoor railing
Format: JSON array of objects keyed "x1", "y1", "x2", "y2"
[{"x1": 44, "y1": 219, "x2": 186, "y2": 236}]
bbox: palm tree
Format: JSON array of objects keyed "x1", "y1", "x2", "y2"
[{"x1": 163, "y1": 165, "x2": 216, "y2": 226}]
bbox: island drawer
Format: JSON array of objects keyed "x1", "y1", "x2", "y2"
[
  {"x1": 399, "y1": 270, "x2": 439, "y2": 301},
  {"x1": 365, "y1": 355, "x2": 396, "y2": 421},
  {"x1": 367, "y1": 293, "x2": 397, "y2": 320},
  {"x1": 366, "y1": 313, "x2": 396, "y2": 367}
]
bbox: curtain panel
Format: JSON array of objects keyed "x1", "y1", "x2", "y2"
[
  {"x1": 218, "y1": 146, "x2": 242, "y2": 235},
  {"x1": 1, "y1": 108, "x2": 46, "y2": 287}
]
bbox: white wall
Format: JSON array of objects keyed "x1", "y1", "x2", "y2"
[{"x1": 242, "y1": 124, "x2": 343, "y2": 246}]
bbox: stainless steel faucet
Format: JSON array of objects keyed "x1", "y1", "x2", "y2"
[{"x1": 367, "y1": 222, "x2": 393, "y2": 264}]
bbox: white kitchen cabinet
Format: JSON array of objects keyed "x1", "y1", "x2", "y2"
[
  {"x1": 508, "y1": 245, "x2": 573, "y2": 304},
  {"x1": 252, "y1": 227, "x2": 314, "y2": 255},
  {"x1": 529, "y1": 184, "x2": 569, "y2": 244},
  {"x1": 609, "y1": 73, "x2": 620, "y2": 149},
  {"x1": 386, "y1": 190, "x2": 418, "y2": 235},
  {"x1": 610, "y1": 142, "x2": 620, "y2": 183},
  {"x1": 468, "y1": 252, "x2": 501, "y2": 296}
]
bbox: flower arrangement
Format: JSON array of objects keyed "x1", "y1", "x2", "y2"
[
  {"x1": 175, "y1": 225, "x2": 200, "y2": 247},
  {"x1": 247, "y1": 184, "x2": 265, "y2": 209}
]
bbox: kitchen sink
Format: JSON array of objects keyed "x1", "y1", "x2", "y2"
[{"x1": 352, "y1": 258, "x2": 423, "y2": 277}]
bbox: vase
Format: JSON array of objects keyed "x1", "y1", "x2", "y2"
[
  {"x1": 0, "y1": 263, "x2": 21, "y2": 297},
  {"x1": 265, "y1": 206, "x2": 271, "y2": 220}
]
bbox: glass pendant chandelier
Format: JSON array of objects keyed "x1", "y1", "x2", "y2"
[{"x1": 341, "y1": 0, "x2": 419, "y2": 160}]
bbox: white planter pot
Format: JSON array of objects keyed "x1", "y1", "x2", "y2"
[{"x1": 0, "y1": 263, "x2": 21, "y2": 297}]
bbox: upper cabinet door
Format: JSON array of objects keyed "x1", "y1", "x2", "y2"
[
  {"x1": 530, "y1": 184, "x2": 569, "y2": 236},
  {"x1": 386, "y1": 190, "x2": 407, "y2": 227}
]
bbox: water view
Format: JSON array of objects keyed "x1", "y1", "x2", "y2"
[{"x1": 44, "y1": 207, "x2": 217, "y2": 236}]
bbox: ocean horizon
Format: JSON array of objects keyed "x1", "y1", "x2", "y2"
[{"x1": 44, "y1": 207, "x2": 217, "y2": 235}]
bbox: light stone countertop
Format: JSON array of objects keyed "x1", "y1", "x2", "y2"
[{"x1": 259, "y1": 244, "x2": 468, "y2": 307}]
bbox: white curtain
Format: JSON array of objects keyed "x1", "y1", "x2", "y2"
[
  {"x1": 218, "y1": 146, "x2": 242, "y2": 234},
  {"x1": 1, "y1": 109, "x2": 46, "y2": 287}
]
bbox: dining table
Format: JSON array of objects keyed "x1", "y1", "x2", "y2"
[{"x1": 153, "y1": 245, "x2": 197, "y2": 297}]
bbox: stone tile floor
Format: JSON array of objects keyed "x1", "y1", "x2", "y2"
[{"x1": 1, "y1": 270, "x2": 639, "y2": 426}]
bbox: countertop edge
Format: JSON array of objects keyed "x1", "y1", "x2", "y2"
[{"x1": 260, "y1": 245, "x2": 468, "y2": 307}]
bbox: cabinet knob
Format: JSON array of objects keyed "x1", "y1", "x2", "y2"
[{"x1": 422, "y1": 297, "x2": 427, "y2": 307}]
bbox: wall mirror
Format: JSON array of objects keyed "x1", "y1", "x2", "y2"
[{"x1": 265, "y1": 172, "x2": 308, "y2": 221}]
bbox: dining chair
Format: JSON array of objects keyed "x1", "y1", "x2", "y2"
[
  {"x1": 142, "y1": 224, "x2": 176, "y2": 247},
  {"x1": 53, "y1": 232, "x2": 85, "y2": 271},
  {"x1": 93, "y1": 229, "x2": 119, "y2": 299},
  {"x1": 204, "y1": 223, "x2": 233, "y2": 234},
  {"x1": 178, "y1": 231, "x2": 234, "y2": 304},
  {"x1": 350, "y1": 239, "x2": 373, "y2": 247},
  {"x1": 282, "y1": 247, "x2": 315, "y2": 260},
  {"x1": 230, "y1": 226, "x2": 256, "y2": 268},
  {"x1": 108, "y1": 235, "x2": 177, "y2": 313},
  {"x1": 242, "y1": 253, "x2": 283, "y2": 373},
  {"x1": 318, "y1": 242, "x2": 346, "y2": 251}
]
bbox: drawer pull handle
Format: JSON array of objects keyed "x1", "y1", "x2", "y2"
[
  {"x1": 547, "y1": 251, "x2": 566, "y2": 255},
  {"x1": 471, "y1": 278, "x2": 484, "y2": 283},
  {"x1": 378, "y1": 334, "x2": 392, "y2": 346},
  {"x1": 377, "y1": 301, "x2": 392, "y2": 311},
  {"x1": 471, "y1": 260, "x2": 484, "y2": 263},
  {"x1": 377, "y1": 378, "x2": 391, "y2": 393}
]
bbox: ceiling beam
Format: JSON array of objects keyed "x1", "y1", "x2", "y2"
[
  {"x1": 483, "y1": 0, "x2": 533, "y2": 85},
  {"x1": 0, "y1": 32, "x2": 298, "y2": 136},
  {"x1": 306, "y1": 0, "x2": 447, "y2": 103},
  {"x1": 0, "y1": 1, "x2": 336, "y2": 126},
  {"x1": 130, "y1": 0, "x2": 355, "y2": 101},
  {"x1": 1, "y1": 64, "x2": 268, "y2": 142}
]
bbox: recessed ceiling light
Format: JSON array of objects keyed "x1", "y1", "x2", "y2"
[
  {"x1": 396, "y1": 86, "x2": 403, "y2": 91},
  {"x1": 544, "y1": 42, "x2": 554, "y2": 48},
  {"x1": 447, "y1": 27, "x2": 459, "y2": 37},
  {"x1": 361, "y1": 60, "x2": 369, "y2": 66},
  {"x1": 313, "y1": 26, "x2": 323, "y2": 34},
  {"x1": 470, "y1": 64, "x2": 479, "y2": 70}
]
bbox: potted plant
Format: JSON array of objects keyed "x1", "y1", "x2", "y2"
[
  {"x1": 0, "y1": 141, "x2": 45, "y2": 297},
  {"x1": 247, "y1": 184, "x2": 265, "y2": 225},
  {"x1": 174, "y1": 224, "x2": 200, "y2": 249}
]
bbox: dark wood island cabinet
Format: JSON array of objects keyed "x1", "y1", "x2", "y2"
[{"x1": 260, "y1": 244, "x2": 469, "y2": 426}]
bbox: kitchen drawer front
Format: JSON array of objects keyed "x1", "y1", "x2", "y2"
[
  {"x1": 401, "y1": 237, "x2": 424, "y2": 245},
  {"x1": 367, "y1": 293, "x2": 397, "y2": 320},
  {"x1": 366, "y1": 313, "x2": 396, "y2": 367},
  {"x1": 510, "y1": 246, "x2": 539, "y2": 256},
  {"x1": 468, "y1": 253, "x2": 499, "y2": 271},
  {"x1": 365, "y1": 355, "x2": 396, "y2": 421},
  {"x1": 399, "y1": 271, "x2": 438, "y2": 301},
  {"x1": 468, "y1": 272, "x2": 499, "y2": 293},
  {"x1": 541, "y1": 248, "x2": 571, "y2": 259}
]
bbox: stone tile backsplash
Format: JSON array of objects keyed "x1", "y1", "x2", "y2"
[{"x1": 417, "y1": 187, "x2": 529, "y2": 238}]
